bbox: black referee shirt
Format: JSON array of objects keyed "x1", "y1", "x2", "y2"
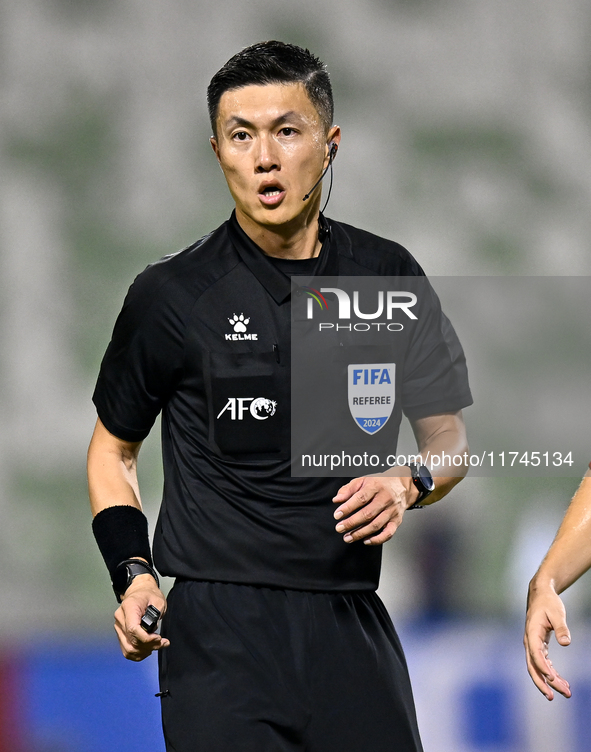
[{"x1": 93, "y1": 212, "x2": 472, "y2": 591}]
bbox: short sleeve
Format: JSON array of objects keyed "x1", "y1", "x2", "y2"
[
  {"x1": 92, "y1": 269, "x2": 188, "y2": 441},
  {"x1": 401, "y1": 279, "x2": 473, "y2": 420}
]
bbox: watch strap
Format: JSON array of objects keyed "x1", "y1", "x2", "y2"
[{"x1": 112, "y1": 559, "x2": 160, "y2": 603}]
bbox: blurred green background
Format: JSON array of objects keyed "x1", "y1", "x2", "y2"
[{"x1": 2, "y1": 0, "x2": 591, "y2": 749}]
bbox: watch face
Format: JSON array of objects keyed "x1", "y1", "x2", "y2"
[{"x1": 417, "y1": 464, "x2": 435, "y2": 492}]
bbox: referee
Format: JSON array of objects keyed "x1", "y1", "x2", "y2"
[{"x1": 88, "y1": 41, "x2": 472, "y2": 751}]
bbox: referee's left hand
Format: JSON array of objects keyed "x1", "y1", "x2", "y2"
[{"x1": 333, "y1": 475, "x2": 419, "y2": 545}]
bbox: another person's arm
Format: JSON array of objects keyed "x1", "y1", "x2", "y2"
[
  {"x1": 88, "y1": 417, "x2": 169, "y2": 661},
  {"x1": 333, "y1": 409, "x2": 468, "y2": 545},
  {"x1": 524, "y1": 472, "x2": 591, "y2": 700}
]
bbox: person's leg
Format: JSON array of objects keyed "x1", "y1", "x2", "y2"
[
  {"x1": 158, "y1": 581, "x2": 309, "y2": 752},
  {"x1": 305, "y1": 591, "x2": 424, "y2": 752}
]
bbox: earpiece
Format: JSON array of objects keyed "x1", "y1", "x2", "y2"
[{"x1": 302, "y1": 141, "x2": 338, "y2": 202}]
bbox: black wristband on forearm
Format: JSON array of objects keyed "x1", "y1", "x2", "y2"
[{"x1": 92, "y1": 505, "x2": 153, "y2": 578}]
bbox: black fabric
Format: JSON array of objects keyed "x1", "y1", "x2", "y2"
[
  {"x1": 92, "y1": 505, "x2": 153, "y2": 576},
  {"x1": 93, "y1": 212, "x2": 472, "y2": 591},
  {"x1": 158, "y1": 581, "x2": 424, "y2": 752},
  {"x1": 266, "y1": 253, "x2": 321, "y2": 276}
]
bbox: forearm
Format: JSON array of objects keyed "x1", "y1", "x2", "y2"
[
  {"x1": 87, "y1": 418, "x2": 153, "y2": 583},
  {"x1": 87, "y1": 418, "x2": 143, "y2": 516},
  {"x1": 333, "y1": 411, "x2": 468, "y2": 544},
  {"x1": 379, "y1": 410, "x2": 468, "y2": 505},
  {"x1": 522, "y1": 477, "x2": 589, "y2": 700},
  {"x1": 531, "y1": 474, "x2": 591, "y2": 594},
  {"x1": 87, "y1": 419, "x2": 169, "y2": 659},
  {"x1": 416, "y1": 427, "x2": 469, "y2": 505}
]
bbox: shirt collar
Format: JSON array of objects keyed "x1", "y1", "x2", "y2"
[{"x1": 227, "y1": 211, "x2": 338, "y2": 304}]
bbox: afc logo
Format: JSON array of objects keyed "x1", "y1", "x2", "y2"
[{"x1": 216, "y1": 397, "x2": 277, "y2": 421}]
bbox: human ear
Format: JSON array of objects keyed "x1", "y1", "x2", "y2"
[
  {"x1": 210, "y1": 136, "x2": 221, "y2": 163},
  {"x1": 326, "y1": 125, "x2": 341, "y2": 157}
]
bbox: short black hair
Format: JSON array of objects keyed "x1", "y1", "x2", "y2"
[{"x1": 207, "y1": 41, "x2": 334, "y2": 136}]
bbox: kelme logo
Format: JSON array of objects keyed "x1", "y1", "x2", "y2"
[{"x1": 225, "y1": 313, "x2": 258, "y2": 341}]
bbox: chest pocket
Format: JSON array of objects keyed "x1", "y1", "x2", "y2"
[{"x1": 207, "y1": 350, "x2": 287, "y2": 458}]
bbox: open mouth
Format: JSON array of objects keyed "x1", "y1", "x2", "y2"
[{"x1": 258, "y1": 183, "x2": 286, "y2": 205}]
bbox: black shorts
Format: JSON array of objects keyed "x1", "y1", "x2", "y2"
[{"x1": 158, "y1": 581, "x2": 423, "y2": 752}]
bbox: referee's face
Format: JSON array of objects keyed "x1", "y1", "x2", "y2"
[{"x1": 211, "y1": 83, "x2": 340, "y2": 236}]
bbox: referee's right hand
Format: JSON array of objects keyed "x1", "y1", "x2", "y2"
[{"x1": 114, "y1": 574, "x2": 169, "y2": 661}]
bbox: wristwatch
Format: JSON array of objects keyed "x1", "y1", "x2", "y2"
[
  {"x1": 407, "y1": 463, "x2": 435, "y2": 509},
  {"x1": 112, "y1": 559, "x2": 160, "y2": 603}
]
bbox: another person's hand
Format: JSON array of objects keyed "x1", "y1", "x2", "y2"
[
  {"x1": 524, "y1": 578, "x2": 572, "y2": 700},
  {"x1": 333, "y1": 475, "x2": 418, "y2": 545},
  {"x1": 114, "y1": 574, "x2": 170, "y2": 661}
]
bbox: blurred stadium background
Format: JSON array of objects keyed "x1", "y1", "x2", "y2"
[{"x1": 2, "y1": 0, "x2": 591, "y2": 749}]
